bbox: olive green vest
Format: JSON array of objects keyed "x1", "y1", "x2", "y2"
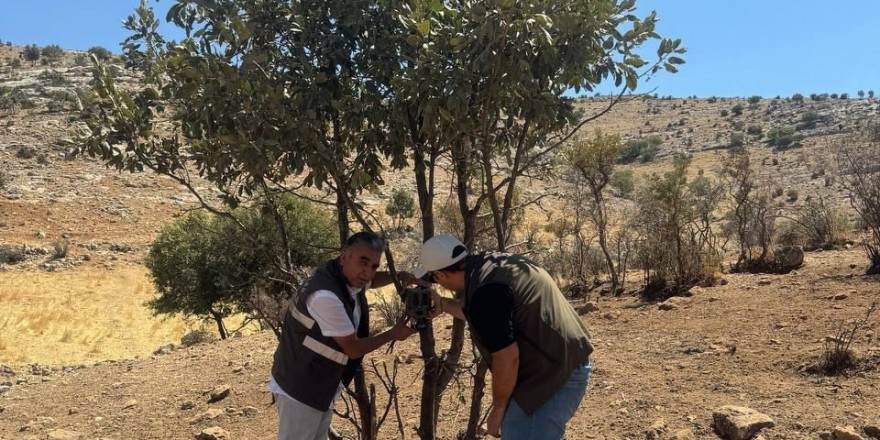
[{"x1": 464, "y1": 253, "x2": 593, "y2": 415}]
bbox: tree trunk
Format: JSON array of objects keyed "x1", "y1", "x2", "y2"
[
  {"x1": 209, "y1": 309, "x2": 228, "y2": 340},
  {"x1": 354, "y1": 369, "x2": 377, "y2": 440},
  {"x1": 337, "y1": 190, "x2": 350, "y2": 244},
  {"x1": 463, "y1": 359, "x2": 489, "y2": 440}
]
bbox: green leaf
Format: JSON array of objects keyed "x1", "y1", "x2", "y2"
[
  {"x1": 668, "y1": 56, "x2": 685, "y2": 65},
  {"x1": 664, "y1": 63, "x2": 678, "y2": 74},
  {"x1": 406, "y1": 34, "x2": 422, "y2": 47},
  {"x1": 429, "y1": 0, "x2": 444, "y2": 12},
  {"x1": 417, "y1": 20, "x2": 431, "y2": 36}
]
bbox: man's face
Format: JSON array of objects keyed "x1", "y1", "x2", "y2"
[{"x1": 339, "y1": 243, "x2": 382, "y2": 289}]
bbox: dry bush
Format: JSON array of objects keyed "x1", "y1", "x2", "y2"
[
  {"x1": 635, "y1": 156, "x2": 723, "y2": 300},
  {"x1": 836, "y1": 129, "x2": 880, "y2": 274},
  {"x1": 374, "y1": 293, "x2": 405, "y2": 333},
  {"x1": 0, "y1": 245, "x2": 26, "y2": 264},
  {"x1": 52, "y1": 240, "x2": 69, "y2": 259},
  {"x1": 808, "y1": 302, "x2": 877, "y2": 376},
  {"x1": 780, "y1": 197, "x2": 848, "y2": 250},
  {"x1": 180, "y1": 328, "x2": 216, "y2": 347}
]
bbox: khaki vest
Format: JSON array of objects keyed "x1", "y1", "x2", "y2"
[
  {"x1": 464, "y1": 253, "x2": 593, "y2": 415},
  {"x1": 271, "y1": 259, "x2": 369, "y2": 411}
]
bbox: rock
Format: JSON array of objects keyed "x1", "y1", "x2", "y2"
[
  {"x1": 47, "y1": 429, "x2": 83, "y2": 440},
  {"x1": 208, "y1": 385, "x2": 232, "y2": 403},
  {"x1": 712, "y1": 406, "x2": 774, "y2": 440},
  {"x1": 864, "y1": 424, "x2": 880, "y2": 440},
  {"x1": 646, "y1": 419, "x2": 666, "y2": 440},
  {"x1": 689, "y1": 286, "x2": 706, "y2": 295},
  {"x1": 757, "y1": 279, "x2": 772, "y2": 286},
  {"x1": 20, "y1": 417, "x2": 57, "y2": 432},
  {"x1": 68, "y1": 407, "x2": 79, "y2": 415},
  {"x1": 196, "y1": 427, "x2": 230, "y2": 440},
  {"x1": 578, "y1": 302, "x2": 600, "y2": 314},
  {"x1": 658, "y1": 301, "x2": 679, "y2": 311},
  {"x1": 670, "y1": 429, "x2": 696, "y2": 440},
  {"x1": 154, "y1": 343, "x2": 175, "y2": 355},
  {"x1": 819, "y1": 432, "x2": 833, "y2": 440},
  {"x1": 181, "y1": 401, "x2": 196, "y2": 410},
  {"x1": 833, "y1": 293, "x2": 849, "y2": 300},
  {"x1": 241, "y1": 406, "x2": 259, "y2": 418},
  {"x1": 774, "y1": 246, "x2": 805, "y2": 271},
  {"x1": 122, "y1": 399, "x2": 138, "y2": 409},
  {"x1": 0, "y1": 385, "x2": 9, "y2": 395},
  {"x1": 833, "y1": 426, "x2": 866, "y2": 440},
  {"x1": 190, "y1": 408, "x2": 225, "y2": 424},
  {"x1": 602, "y1": 311, "x2": 620, "y2": 320}
]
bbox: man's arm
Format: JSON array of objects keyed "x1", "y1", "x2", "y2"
[
  {"x1": 333, "y1": 320, "x2": 414, "y2": 359},
  {"x1": 486, "y1": 342, "x2": 519, "y2": 437}
]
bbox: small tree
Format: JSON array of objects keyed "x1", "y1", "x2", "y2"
[
  {"x1": 87, "y1": 46, "x2": 112, "y2": 61},
  {"x1": 145, "y1": 196, "x2": 337, "y2": 339},
  {"x1": 610, "y1": 169, "x2": 635, "y2": 200},
  {"x1": 23, "y1": 44, "x2": 40, "y2": 66},
  {"x1": 869, "y1": 90, "x2": 875, "y2": 99},
  {"x1": 566, "y1": 131, "x2": 624, "y2": 292},
  {"x1": 41, "y1": 45, "x2": 64, "y2": 64},
  {"x1": 635, "y1": 155, "x2": 722, "y2": 298},
  {"x1": 858, "y1": 90, "x2": 865, "y2": 99},
  {"x1": 792, "y1": 93, "x2": 804, "y2": 103},
  {"x1": 385, "y1": 188, "x2": 415, "y2": 231}
]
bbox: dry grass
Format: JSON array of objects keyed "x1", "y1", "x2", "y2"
[{"x1": 0, "y1": 265, "x2": 189, "y2": 365}]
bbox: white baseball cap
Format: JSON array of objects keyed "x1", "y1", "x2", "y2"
[{"x1": 413, "y1": 234, "x2": 468, "y2": 279}]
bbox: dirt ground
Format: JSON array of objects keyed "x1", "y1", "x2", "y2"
[{"x1": 0, "y1": 248, "x2": 878, "y2": 440}]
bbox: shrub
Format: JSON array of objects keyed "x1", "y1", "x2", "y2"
[
  {"x1": 23, "y1": 44, "x2": 40, "y2": 65},
  {"x1": 16, "y1": 145, "x2": 36, "y2": 159},
  {"x1": 385, "y1": 188, "x2": 415, "y2": 230},
  {"x1": 618, "y1": 136, "x2": 662, "y2": 164},
  {"x1": 797, "y1": 111, "x2": 825, "y2": 130},
  {"x1": 0, "y1": 169, "x2": 9, "y2": 189},
  {"x1": 786, "y1": 189, "x2": 799, "y2": 202},
  {"x1": 869, "y1": 90, "x2": 875, "y2": 99},
  {"x1": 787, "y1": 197, "x2": 846, "y2": 250},
  {"x1": 792, "y1": 93, "x2": 804, "y2": 102},
  {"x1": 837, "y1": 131, "x2": 880, "y2": 273},
  {"x1": 731, "y1": 103, "x2": 744, "y2": 116},
  {"x1": 720, "y1": 109, "x2": 728, "y2": 117},
  {"x1": 374, "y1": 294, "x2": 405, "y2": 333},
  {"x1": 747, "y1": 124, "x2": 763, "y2": 136},
  {"x1": 635, "y1": 155, "x2": 722, "y2": 298},
  {"x1": 747, "y1": 95, "x2": 761, "y2": 105},
  {"x1": 146, "y1": 194, "x2": 337, "y2": 339},
  {"x1": 38, "y1": 70, "x2": 68, "y2": 86},
  {"x1": 840, "y1": 93, "x2": 849, "y2": 100},
  {"x1": 0, "y1": 245, "x2": 27, "y2": 264},
  {"x1": 610, "y1": 169, "x2": 635, "y2": 199},
  {"x1": 180, "y1": 329, "x2": 216, "y2": 347},
  {"x1": 87, "y1": 46, "x2": 113, "y2": 61},
  {"x1": 808, "y1": 303, "x2": 877, "y2": 376},
  {"x1": 729, "y1": 132, "x2": 745, "y2": 148},
  {"x1": 40, "y1": 45, "x2": 64, "y2": 64},
  {"x1": 767, "y1": 126, "x2": 802, "y2": 149},
  {"x1": 74, "y1": 53, "x2": 89, "y2": 66}
]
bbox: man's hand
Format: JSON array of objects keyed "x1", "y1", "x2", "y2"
[
  {"x1": 429, "y1": 288, "x2": 444, "y2": 319},
  {"x1": 397, "y1": 271, "x2": 429, "y2": 287},
  {"x1": 389, "y1": 318, "x2": 417, "y2": 341},
  {"x1": 486, "y1": 404, "x2": 506, "y2": 438}
]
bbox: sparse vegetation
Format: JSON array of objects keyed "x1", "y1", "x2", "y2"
[
  {"x1": 87, "y1": 46, "x2": 112, "y2": 61},
  {"x1": 40, "y1": 45, "x2": 64, "y2": 64},
  {"x1": 619, "y1": 136, "x2": 662, "y2": 164},
  {"x1": 16, "y1": 145, "x2": 37, "y2": 159},
  {"x1": 809, "y1": 302, "x2": 877, "y2": 376},
  {"x1": 731, "y1": 103, "x2": 744, "y2": 116},
  {"x1": 837, "y1": 128, "x2": 880, "y2": 273},
  {"x1": 385, "y1": 188, "x2": 416, "y2": 231},
  {"x1": 23, "y1": 44, "x2": 40, "y2": 66}
]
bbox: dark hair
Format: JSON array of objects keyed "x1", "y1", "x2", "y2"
[{"x1": 343, "y1": 231, "x2": 385, "y2": 254}]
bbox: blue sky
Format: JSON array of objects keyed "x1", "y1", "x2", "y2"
[{"x1": 1, "y1": 0, "x2": 877, "y2": 98}]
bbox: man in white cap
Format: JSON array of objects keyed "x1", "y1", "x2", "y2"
[{"x1": 413, "y1": 234, "x2": 593, "y2": 440}]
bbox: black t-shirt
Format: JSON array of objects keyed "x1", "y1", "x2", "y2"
[{"x1": 466, "y1": 283, "x2": 515, "y2": 353}]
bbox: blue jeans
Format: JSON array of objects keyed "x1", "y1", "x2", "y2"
[{"x1": 500, "y1": 362, "x2": 591, "y2": 440}]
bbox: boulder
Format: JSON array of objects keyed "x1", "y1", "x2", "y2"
[
  {"x1": 833, "y1": 426, "x2": 866, "y2": 440},
  {"x1": 196, "y1": 427, "x2": 230, "y2": 440},
  {"x1": 712, "y1": 406, "x2": 774, "y2": 440}
]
